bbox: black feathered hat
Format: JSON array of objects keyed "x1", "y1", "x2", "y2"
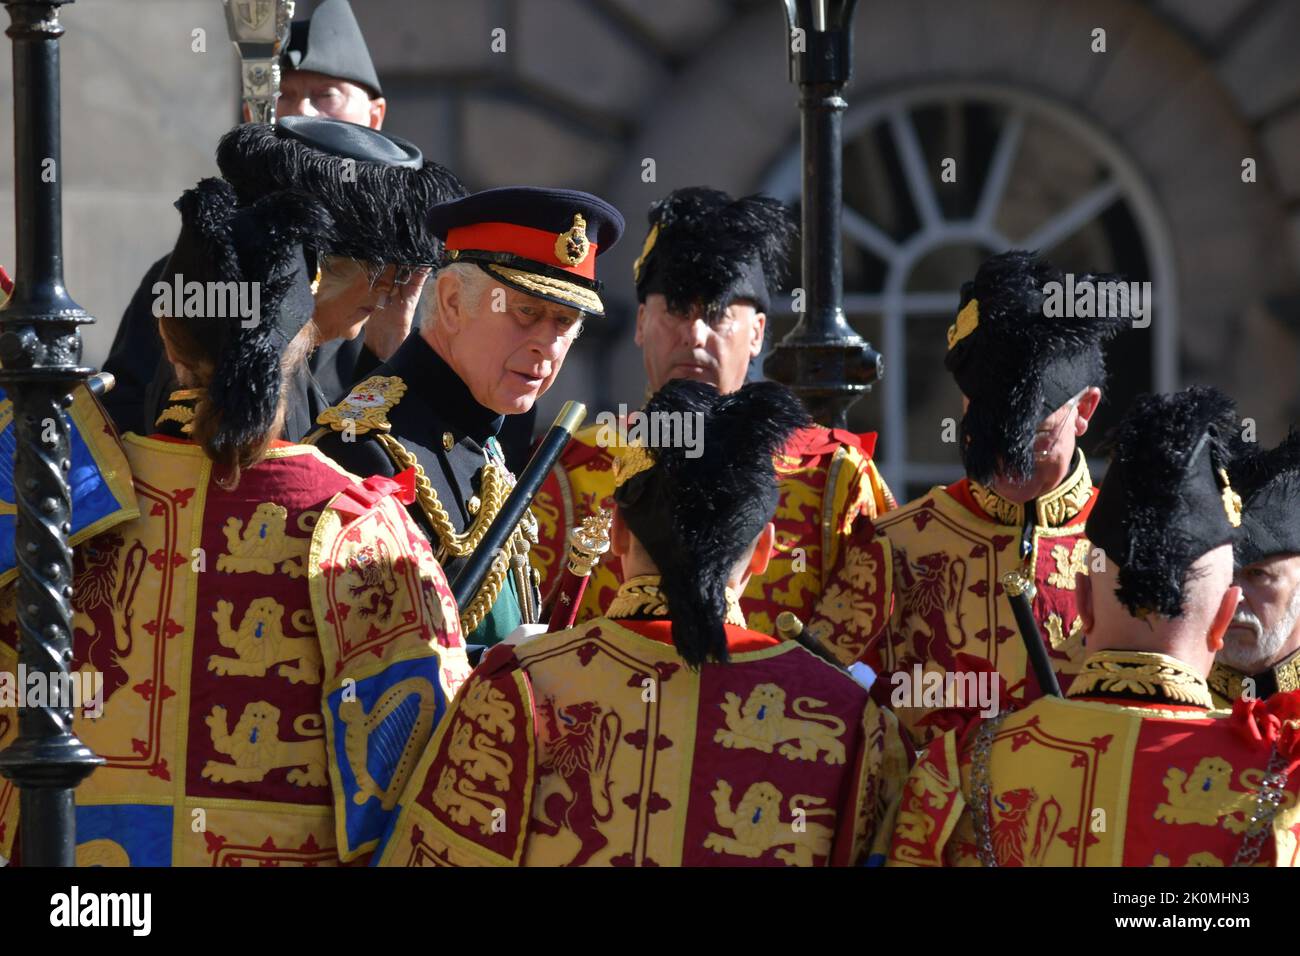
[
  {"x1": 162, "y1": 177, "x2": 334, "y2": 456},
  {"x1": 1086, "y1": 386, "x2": 1243, "y2": 618},
  {"x1": 216, "y1": 117, "x2": 465, "y2": 267},
  {"x1": 282, "y1": 0, "x2": 382, "y2": 97},
  {"x1": 946, "y1": 250, "x2": 1128, "y2": 484},
  {"x1": 611, "y1": 379, "x2": 811, "y2": 667},
  {"x1": 632, "y1": 187, "x2": 795, "y2": 317},
  {"x1": 1231, "y1": 429, "x2": 1300, "y2": 567}
]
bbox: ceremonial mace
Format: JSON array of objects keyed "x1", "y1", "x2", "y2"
[
  {"x1": 1000, "y1": 567, "x2": 1062, "y2": 698},
  {"x1": 223, "y1": 0, "x2": 295, "y2": 124},
  {"x1": 0, "y1": 0, "x2": 102, "y2": 866}
]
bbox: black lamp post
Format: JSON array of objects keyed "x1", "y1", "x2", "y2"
[
  {"x1": 764, "y1": 0, "x2": 882, "y2": 428},
  {"x1": 0, "y1": 0, "x2": 102, "y2": 866}
]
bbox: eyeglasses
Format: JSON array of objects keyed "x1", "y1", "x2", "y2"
[
  {"x1": 320, "y1": 256, "x2": 428, "y2": 294},
  {"x1": 1033, "y1": 390, "x2": 1086, "y2": 459}
]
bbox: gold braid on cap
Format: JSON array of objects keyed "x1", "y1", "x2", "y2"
[
  {"x1": 612, "y1": 443, "x2": 657, "y2": 489},
  {"x1": 632, "y1": 223, "x2": 659, "y2": 285}
]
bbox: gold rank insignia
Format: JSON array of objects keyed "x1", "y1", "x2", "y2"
[
  {"x1": 554, "y1": 213, "x2": 590, "y2": 266},
  {"x1": 947, "y1": 298, "x2": 980, "y2": 350},
  {"x1": 317, "y1": 375, "x2": 407, "y2": 436}
]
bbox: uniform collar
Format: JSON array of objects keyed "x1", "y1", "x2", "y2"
[
  {"x1": 606, "y1": 573, "x2": 747, "y2": 627},
  {"x1": 967, "y1": 450, "x2": 1093, "y2": 528},
  {"x1": 388, "y1": 331, "x2": 504, "y2": 446},
  {"x1": 1066, "y1": 649, "x2": 1213, "y2": 710},
  {"x1": 155, "y1": 388, "x2": 202, "y2": 439},
  {"x1": 1209, "y1": 646, "x2": 1300, "y2": 702}
]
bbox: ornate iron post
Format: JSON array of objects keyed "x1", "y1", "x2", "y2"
[
  {"x1": 0, "y1": 0, "x2": 102, "y2": 866},
  {"x1": 764, "y1": 0, "x2": 882, "y2": 428}
]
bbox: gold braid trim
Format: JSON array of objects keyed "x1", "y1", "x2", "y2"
[
  {"x1": 1065, "y1": 650, "x2": 1213, "y2": 709},
  {"x1": 606, "y1": 574, "x2": 747, "y2": 627},
  {"x1": 374, "y1": 432, "x2": 508, "y2": 560}
]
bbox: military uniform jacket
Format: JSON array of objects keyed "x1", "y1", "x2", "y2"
[
  {"x1": 309, "y1": 332, "x2": 539, "y2": 647},
  {"x1": 886, "y1": 650, "x2": 1300, "y2": 867},
  {"x1": 0, "y1": 434, "x2": 470, "y2": 866},
  {"x1": 831, "y1": 453, "x2": 1098, "y2": 744},
  {"x1": 377, "y1": 607, "x2": 913, "y2": 867},
  {"x1": 1209, "y1": 648, "x2": 1300, "y2": 708},
  {"x1": 531, "y1": 420, "x2": 895, "y2": 634}
]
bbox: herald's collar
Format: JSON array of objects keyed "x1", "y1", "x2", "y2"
[
  {"x1": 969, "y1": 450, "x2": 1092, "y2": 528},
  {"x1": 1066, "y1": 649, "x2": 1213, "y2": 709},
  {"x1": 605, "y1": 573, "x2": 746, "y2": 627},
  {"x1": 389, "y1": 332, "x2": 504, "y2": 444},
  {"x1": 1208, "y1": 646, "x2": 1300, "y2": 703}
]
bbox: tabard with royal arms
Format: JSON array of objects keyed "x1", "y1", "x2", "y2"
[
  {"x1": 531, "y1": 420, "x2": 895, "y2": 634},
  {"x1": 377, "y1": 618, "x2": 912, "y2": 866},
  {"x1": 826, "y1": 456, "x2": 1097, "y2": 744},
  {"x1": 0, "y1": 436, "x2": 470, "y2": 866}
]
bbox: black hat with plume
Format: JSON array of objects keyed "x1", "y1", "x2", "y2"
[
  {"x1": 1231, "y1": 428, "x2": 1300, "y2": 567},
  {"x1": 216, "y1": 116, "x2": 465, "y2": 267},
  {"x1": 162, "y1": 177, "x2": 334, "y2": 456},
  {"x1": 1086, "y1": 386, "x2": 1242, "y2": 618},
  {"x1": 633, "y1": 187, "x2": 795, "y2": 317},
  {"x1": 946, "y1": 250, "x2": 1129, "y2": 484},
  {"x1": 611, "y1": 378, "x2": 810, "y2": 667}
]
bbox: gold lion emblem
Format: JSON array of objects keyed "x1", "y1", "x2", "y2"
[
  {"x1": 1154, "y1": 756, "x2": 1293, "y2": 834},
  {"x1": 201, "y1": 701, "x2": 326, "y2": 788},
  {"x1": 432, "y1": 765, "x2": 506, "y2": 835},
  {"x1": 217, "y1": 503, "x2": 306, "y2": 576},
  {"x1": 554, "y1": 213, "x2": 590, "y2": 266},
  {"x1": 703, "y1": 780, "x2": 835, "y2": 866},
  {"x1": 447, "y1": 721, "x2": 513, "y2": 792},
  {"x1": 459, "y1": 678, "x2": 517, "y2": 743},
  {"x1": 208, "y1": 598, "x2": 320, "y2": 684},
  {"x1": 714, "y1": 683, "x2": 847, "y2": 764}
]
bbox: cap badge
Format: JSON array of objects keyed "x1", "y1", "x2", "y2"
[
  {"x1": 555, "y1": 213, "x2": 591, "y2": 267},
  {"x1": 1218, "y1": 467, "x2": 1243, "y2": 528},
  {"x1": 947, "y1": 298, "x2": 980, "y2": 350}
]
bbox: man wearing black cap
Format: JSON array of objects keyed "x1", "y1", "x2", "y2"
[
  {"x1": 101, "y1": 0, "x2": 406, "y2": 435},
  {"x1": 376, "y1": 379, "x2": 911, "y2": 867},
  {"x1": 119, "y1": 117, "x2": 463, "y2": 444},
  {"x1": 531, "y1": 187, "x2": 894, "y2": 639},
  {"x1": 840, "y1": 250, "x2": 1127, "y2": 743},
  {"x1": 309, "y1": 187, "x2": 624, "y2": 650},
  {"x1": 887, "y1": 387, "x2": 1300, "y2": 868},
  {"x1": 1211, "y1": 431, "x2": 1300, "y2": 704}
]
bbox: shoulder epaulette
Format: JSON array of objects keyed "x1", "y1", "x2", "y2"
[{"x1": 316, "y1": 375, "x2": 408, "y2": 436}]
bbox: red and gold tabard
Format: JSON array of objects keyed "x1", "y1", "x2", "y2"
[
  {"x1": 378, "y1": 577, "x2": 912, "y2": 866},
  {"x1": 886, "y1": 650, "x2": 1300, "y2": 867},
  {"x1": 0, "y1": 435, "x2": 471, "y2": 866},
  {"x1": 832, "y1": 453, "x2": 1097, "y2": 744},
  {"x1": 531, "y1": 420, "x2": 895, "y2": 635}
]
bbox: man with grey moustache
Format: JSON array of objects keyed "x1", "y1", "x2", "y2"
[{"x1": 1210, "y1": 429, "x2": 1300, "y2": 705}]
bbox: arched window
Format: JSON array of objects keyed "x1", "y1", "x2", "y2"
[{"x1": 762, "y1": 82, "x2": 1179, "y2": 500}]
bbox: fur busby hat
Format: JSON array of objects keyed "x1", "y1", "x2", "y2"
[
  {"x1": 1231, "y1": 428, "x2": 1300, "y2": 567},
  {"x1": 216, "y1": 117, "x2": 465, "y2": 267},
  {"x1": 946, "y1": 250, "x2": 1128, "y2": 484},
  {"x1": 283, "y1": 0, "x2": 382, "y2": 97},
  {"x1": 162, "y1": 177, "x2": 334, "y2": 457},
  {"x1": 632, "y1": 187, "x2": 795, "y2": 317},
  {"x1": 612, "y1": 378, "x2": 810, "y2": 667},
  {"x1": 1086, "y1": 386, "x2": 1243, "y2": 618}
]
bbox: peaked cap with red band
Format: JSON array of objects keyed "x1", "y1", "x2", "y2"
[{"x1": 428, "y1": 186, "x2": 625, "y2": 317}]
